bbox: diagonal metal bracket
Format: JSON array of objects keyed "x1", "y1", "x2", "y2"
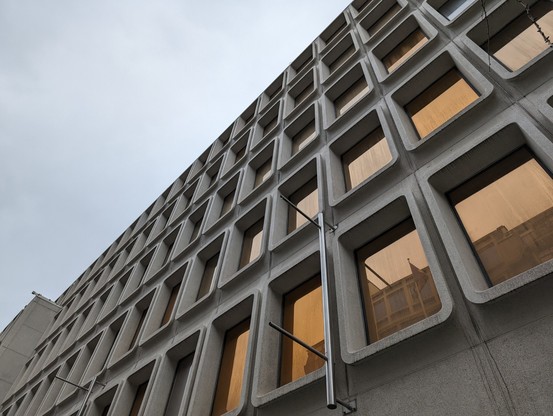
[{"x1": 55, "y1": 376, "x2": 105, "y2": 416}]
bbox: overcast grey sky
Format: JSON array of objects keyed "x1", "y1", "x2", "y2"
[{"x1": 0, "y1": 1, "x2": 352, "y2": 330}]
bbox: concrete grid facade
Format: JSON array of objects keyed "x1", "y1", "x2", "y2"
[{"x1": 2, "y1": 0, "x2": 553, "y2": 414}]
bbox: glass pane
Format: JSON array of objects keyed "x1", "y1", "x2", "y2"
[
  {"x1": 334, "y1": 77, "x2": 369, "y2": 117},
  {"x1": 197, "y1": 253, "x2": 219, "y2": 300},
  {"x1": 294, "y1": 83, "x2": 313, "y2": 107},
  {"x1": 329, "y1": 44, "x2": 356, "y2": 73},
  {"x1": 220, "y1": 189, "x2": 236, "y2": 217},
  {"x1": 405, "y1": 69, "x2": 479, "y2": 139},
  {"x1": 239, "y1": 219, "x2": 264, "y2": 269},
  {"x1": 383, "y1": 28, "x2": 428, "y2": 73},
  {"x1": 211, "y1": 319, "x2": 250, "y2": 416},
  {"x1": 438, "y1": 0, "x2": 473, "y2": 20},
  {"x1": 287, "y1": 178, "x2": 319, "y2": 233},
  {"x1": 342, "y1": 127, "x2": 392, "y2": 191},
  {"x1": 280, "y1": 276, "x2": 325, "y2": 385},
  {"x1": 356, "y1": 219, "x2": 441, "y2": 343},
  {"x1": 164, "y1": 354, "x2": 194, "y2": 416},
  {"x1": 292, "y1": 120, "x2": 316, "y2": 155},
  {"x1": 488, "y1": 2, "x2": 553, "y2": 71},
  {"x1": 368, "y1": 3, "x2": 401, "y2": 36},
  {"x1": 449, "y1": 148, "x2": 553, "y2": 286},
  {"x1": 254, "y1": 159, "x2": 272, "y2": 187},
  {"x1": 161, "y1": 282, "x2": 181, "y2": 327}
]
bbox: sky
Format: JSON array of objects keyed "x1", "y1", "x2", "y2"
[{"x1": 0, "y1": 0, "x2": 352, "y2": 331}]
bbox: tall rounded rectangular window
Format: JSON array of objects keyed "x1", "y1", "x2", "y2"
[
  {"x1": 279, "y1": 275, "x2": 325, "y2": 386},
  {"x1": 448, "y1": 147, "x2": 553, "y2": 286},
  {"x1": 211, "y1": 319, "x2": 250, "y2": 416},
  {"x1": 356, "y1": 219, "x2": 441, "y2": 343}
]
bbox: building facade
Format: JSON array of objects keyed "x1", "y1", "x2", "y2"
[{"x1": 2, "y1": 0, "x2": 553, "y2": 415}]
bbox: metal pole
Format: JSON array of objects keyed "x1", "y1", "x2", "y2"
[
  {"x1": 279, "y1": 195, "x2": 336, "y2": 231},
  {"x1": 76, "y1": 376, "x2": 97, "y2": 416},
  {"x1": 269, "y1": 322, "x2": 328, "y2": 361},
  {"x1": 318, "y1": 212, "x2": 337, "y2": 410}
]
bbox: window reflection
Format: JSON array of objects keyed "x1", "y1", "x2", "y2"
[
  {"x1": 356, "y1": 219, "x2": 441, "y2": 343},
  {"x1": 280, "y1": 275, "x2": 325, "y2": 385},
  {"x1": 449, "y1": 147, "x2": 553, "y2": 286}
]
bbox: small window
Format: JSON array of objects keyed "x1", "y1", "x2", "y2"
[
  {"x1": 129, "y1": 381, "x2": 149, "y2": 416},
  {"x1": 197, "y1": 252, "x2": 220, "y2": 301},
  {"x1": 290, "y1": 45, "x2": 314, "y2": 81},
  {"x1": 287, "y1": 178, "x2": 318, "y2": 233},
  {"x1": 356, "y1": 219, "x2": 442, "y2": 343},
  {"x1": 160, "y1": 281, "x2": 181, "y2": 327},
  {"x1": 448, "y1": 147, "x2": 553, "y2": 286},
  {"x1": 329, "y1": 43, "x2": 356, "y2": 74},
  {"x1": 334, "y1": 76, "x2": 370, "y2": 117},
  {"x1": 164, "y1": 354, "x2": 194, "y2": 416},
  {"x1": 220, "y1": 189, "x2": 236, "y2": 217},
  {"x1": 487, "y1": 1, "x2": 553, "y2": 71},
  {"x1": 238, "y1": 219, "x2": 264, "y2": 269},
  {"x1": 438, "y1": 0, "x2": 473, "y2": 20},
  {"x1": 211, "y1": 319, "x2": 251, "y2": 416},
  {"x1": 280, "y1": 275, "x2": 324, "y2": 386},
  {"x1": 367, "y1": 3, "x2": 401, "y2": 36},
  {"x1": 342, "y1": 127, "x2": 392, "y2": 191},
  {"x1": 129, "y1": 306, "x2": 148, "y2": 350},
  {"x1": 382, "y1": 28, "x2": 428, "y2": 73},
  {"x1": 405, "y1": 69, "x2": 479, "y2": 139},
  {"x1": 254, "y1": 158, "x2": 272, "y2": 188}
]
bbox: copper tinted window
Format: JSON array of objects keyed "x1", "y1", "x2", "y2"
[
  {"x1": 129, "y1": 381, "x2": 148, "y2": 416},
  {"x1": 254, "y1": 159, "x2": 272, "y2": 187},
  {"x1": 238, "y1": 219, "x2": 264, "y2": 269},
  {"x1": 356, "y1": 219, "x2": 441, "y2": 343},
  {"x1": 280, "y1": 275, "x2": 325, "y2": 385},
  {"x1": 197, "y1": 253, "x2": 219, "y2": 300},
  {"x1": 161, "y1": 282, "x2": 181, "y2": 327},
  {"x1": 287, "y1": 178, "x2": 318, "y2": 233},
  {"x1": 291, "y1": 120, "x2": 316, "y2": 155},
  {"x1": 448, "y1": 148, "x2": 553, "y2": 286},
  {"x1": 342, "y1": 127, "x2": 392, "y2": 191},
  {"x1": 368, "y1": 3, "x2": 401, "y2": 36},
  {"x1": 405, "y1": 69, "x2": 479, "y2": 139},
  {"x1": 164, "y1": 354, "x2": 194, "y2": 416},
  {"x1": 334, "y1": 77, "x2": 369, "y2": 117},
  {"x1": 211, "y1": 319, "x2": 250, "y2": 416},
  {"x1": 383, "y1": 28, "x2": 428, "y2": 73},
  {"x1": 487, "y1": 2, "x2": 553, "y2": 71}
]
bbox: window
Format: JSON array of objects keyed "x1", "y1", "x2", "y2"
[
  {"x1": 160, "y1": 282, "x2": 181, "y2": 327},
  {"x1": 356, "y1": 219, "x2": 441, "y2": 343},
  {"x1": 294, "y1": 83, "x2": 313, "y2": 107},
  {"x1": 129, "y1": 381, "x2": 148, "y2": 416},
  {"x1": 291, "y1": 120, "x2": 316, "y2": 156},
  {"x1": 254, "y1": 158, "x2": 272, "y2": 188},
  {"x1": 197, "y1": 252, "x2": 220, "y2": 300},
  {"x1": 438, "y1": 0, "x2": 473, "y2": 20},
  {"x1": 382, "y1": 28, "x2": 428, "y2": 73},
  {"x1": 405, "y1": 69, "x2": 479, "y2": 139},
  {"x1": 448, "y1": 147, "x2": 553, "y2": 286},
  {"x1": 220, "y1": 189, "x2": 236, "y2": 217},
  {"x1": 367, "y1": 3, "x2": 401, "y2": 36},
  {"x1": 320, "y1": 14, "x2": 347, "y2": 46},
  {"x1": 342, "y1": 127, "x2": 392, "y2": 191},
  {"x1": 287, "y1": 178, "x2": 318, "y2": 233},
  {"x1": 487, "y1": 1, "x2": 553, "y2": 71},
  {"x1": 239, "y1": 219, "x2": 264, "y2": 269},
  {"x1": 334, "y1": 77, "x2": 370, "y2": 117},
  {"x1": 280, "y1": 275, "x2": 324, "y2": 385},
  {"x1": 129, "y1": 307, "x2": 148, "y2": 350},
  {"x1": 329, "y1": 44, "x2": 356, "y2": 74},
  {"x1": 263, "y1": 116, "x2": 278, "y2": 136},
  {"x1": 164, "y1": 354, "x2": 194, "y2": 416},
  {"x1": 211, "y1": 319, "x2": 250, "y2": 416},
  {"x1": 101, "y1": 404, "x2": 111, "y2": 416}
]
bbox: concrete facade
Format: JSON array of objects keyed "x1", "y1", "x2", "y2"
[{"x1": 1, "y1": 0, "x2": 553, "y2": 415}]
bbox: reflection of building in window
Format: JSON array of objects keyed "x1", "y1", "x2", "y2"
[
  {"x1": 449, "y1": 147, "x2": 553, "y2": 286},
  {"x1": 356, "y1": 219, "x2": 441, "y2": 343},
  {"x1": 280, "y1": 275, "x2": 325, "y2": 386},
  {"x1": 287, "y1": 178, "x2": 318, "y2": 233},
  {"x1": 383, "y1": 28, "x2": 428, "y2": 73},
  {"x1": 211, "y1": 319, "x2": 250, "y2": 416},
  {"x1": 406, "y1": 69, "x2": 479, "y2": 139},
  {"x1": 342, "y1": 127, "x2": 392, "y2": 191},
  {"x1": 487, "y1": 2, "x2": 553, "y2": 71},
  {"x1": 239, "y1": 219, "x2": 264, "y2": 269}
]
